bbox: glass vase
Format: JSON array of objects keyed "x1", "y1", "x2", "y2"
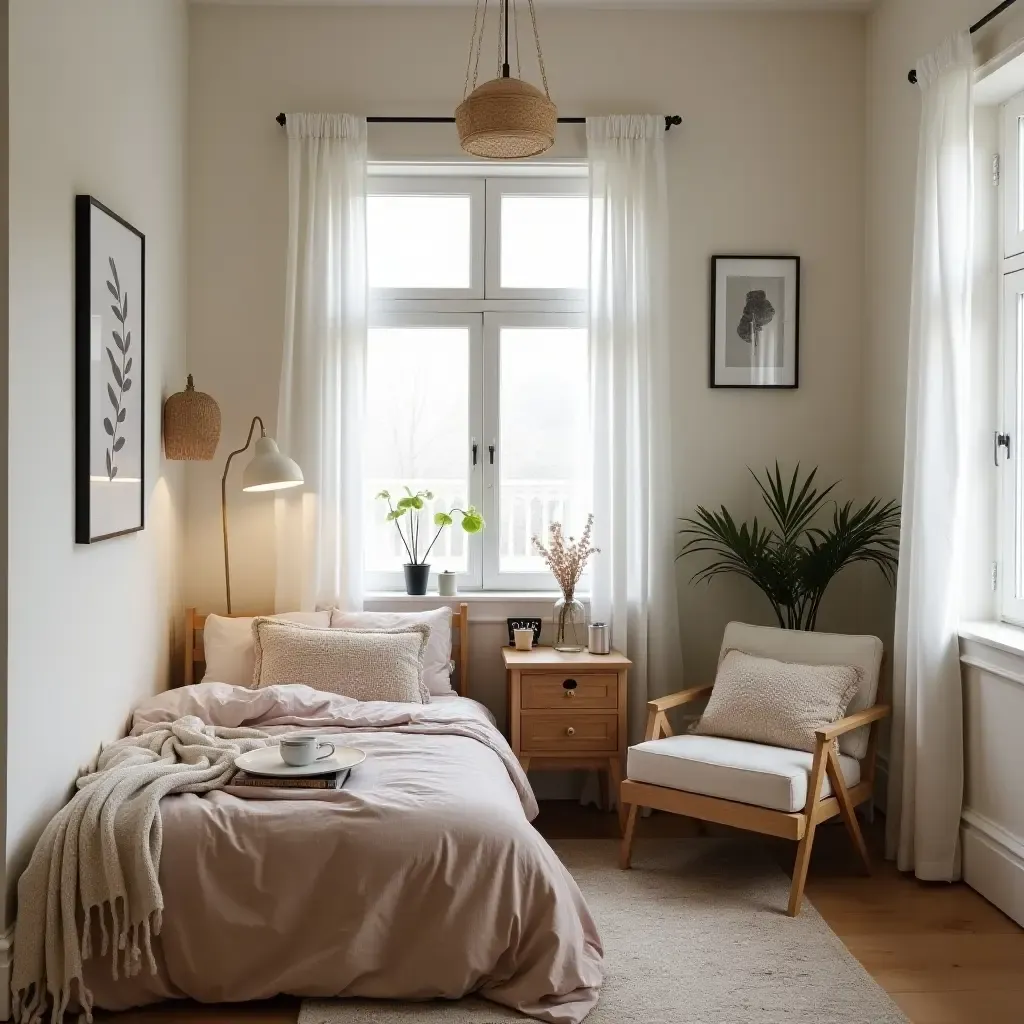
[{"x1": 553, "y1": 595, "x2": 587, "y2": 652}]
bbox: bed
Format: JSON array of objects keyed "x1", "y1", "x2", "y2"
[{"x1": 81, "y1": 607, "x2": 604, "y2": 1023}]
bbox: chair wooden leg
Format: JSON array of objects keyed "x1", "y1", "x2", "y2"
[
  {"x1": 619, "y1": 803, "x2": 639, "y2": 869},
  {"x1": 789, "y1": 736, "x2": 829, "y2": 917},
  {"x1": 788, "y1": 822, "x2": 818, "y2": 917},
  {"x1": 826, "y1": 745, "x2": 872, "y2": 875}
]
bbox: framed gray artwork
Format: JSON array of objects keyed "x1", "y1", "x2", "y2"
[
  {"x1": 75, "y1": 195, "x2": 146, "y2": 543},
  {"x1": 710, "y1": 255, "x2": 800, "y2": 389}
]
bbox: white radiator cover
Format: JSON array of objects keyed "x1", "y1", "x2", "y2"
[{"x1": 959, "y1": 629, "x2": 1024, "y2": 927}]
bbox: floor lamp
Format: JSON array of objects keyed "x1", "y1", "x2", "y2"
[{"x1": 221, "y1": 415, "x2": 303, "y2": 614}]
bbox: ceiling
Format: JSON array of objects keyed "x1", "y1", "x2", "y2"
[{"x1": 191, "y1": 0, "x2": 869, "y2": 9}]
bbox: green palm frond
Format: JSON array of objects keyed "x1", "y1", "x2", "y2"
[{"x1": 677, "y1": 466, "x2": 901, "y2": 630}]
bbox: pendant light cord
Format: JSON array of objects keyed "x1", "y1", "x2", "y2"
[
  {"x1": 527, "y1": 0, "x2": 550, "y2": 99},
  {"x1": 463, "y1": 0, "x2": 548, "y2": 97},
  {"x1": 464, "y1": 0, "x2": 488, "y2": 99}
]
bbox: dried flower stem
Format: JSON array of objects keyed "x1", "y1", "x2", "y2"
[{"x1": 532, "y1": 514, "x2": 599, "y2": 601}]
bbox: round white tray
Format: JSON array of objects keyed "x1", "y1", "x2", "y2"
[{"x1": 234, "y1": 745, "x2": 366, "y2": 778}]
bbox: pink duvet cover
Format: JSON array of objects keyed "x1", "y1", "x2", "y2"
[{"x1": 83, "y1": 683, "x2": 603, "y2": 1022}]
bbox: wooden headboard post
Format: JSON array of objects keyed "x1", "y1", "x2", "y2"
[{"x1": 185, "y1": 601, "x2": 471, "y2": 696}]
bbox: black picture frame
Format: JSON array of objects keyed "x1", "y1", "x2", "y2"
[
  {"x1": 506, "y1": 617, "x2": 543, "y2": 648},
  {"x1": 75, "y1": 195, "x2": 146, "y2": 543},
  {"x1": 709, "y1": 255, "x2": 800, "y2": 389}
]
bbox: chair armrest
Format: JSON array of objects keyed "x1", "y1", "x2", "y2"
[
  {"x1": 815, "y1": 704, "x2": 891, "y2": 742},
  {"x1": 648, "y1": 685, "x2": 714, "y2": 713}
]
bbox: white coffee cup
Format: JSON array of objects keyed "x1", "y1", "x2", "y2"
[
  {"x1": 514, "y1": 628, "x2": 535, "y2": 652},
  {"x1": 279, "y1": 735, "x2": 336, "y2": 767}
]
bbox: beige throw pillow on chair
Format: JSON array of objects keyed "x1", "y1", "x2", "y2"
[
  {"x1": 251, "y1": 618, "x2": 431, "y2": 704},
  {"x1": 692, "y1": 649, "x2": 860, "y2": 754}
]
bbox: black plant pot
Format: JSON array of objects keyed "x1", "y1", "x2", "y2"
[{"x1": 403, "y1": 563, "x2": 430, "y2": 596}]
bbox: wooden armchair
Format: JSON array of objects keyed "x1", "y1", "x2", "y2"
[{"x1": 618, "y1": 623, "x2": 890, "y2": 917}]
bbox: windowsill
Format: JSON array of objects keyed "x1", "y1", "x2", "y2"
[
  {"x1": 959, "y1": 620, "x2": 1024, "y2": 658},
  {"x1": 364, "y1": 591, "x2": 587, "y2": 603}
]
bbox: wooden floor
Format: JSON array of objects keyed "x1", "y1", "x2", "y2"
[{"x1": 98, "y1": 802, "x2": 1024, "y2": 1024}]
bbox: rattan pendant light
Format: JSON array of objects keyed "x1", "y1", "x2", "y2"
[
  {"x1": 455, "y1": 0, "x2": 556, "y2": 160},
  {"x1": 163, "y1": 374, "x2": 221, "y2": 461}
]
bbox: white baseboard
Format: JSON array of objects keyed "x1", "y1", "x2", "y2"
[
  {"x1": 0, "y1": 923, "x2": 14, "y2": 1021},
  {"x1": 961, "y1": 808, "x2": 1024, "y2": 928}
]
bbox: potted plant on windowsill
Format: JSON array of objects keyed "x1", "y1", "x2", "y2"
[{"x1": 377, "y1": 488, "x2": 485, "y2": 595}]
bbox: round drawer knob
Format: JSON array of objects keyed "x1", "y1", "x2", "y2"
[
  {"x1": 565, "y1": 690, "x2": 576, "y2": 699},
  {"x1": 566, "y1": 726, "x2": 576, "y2": 737}
]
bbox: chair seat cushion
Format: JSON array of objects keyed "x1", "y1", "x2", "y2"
[{"x1": 626, "y1": 734, "x2": 861, "y2": 814}]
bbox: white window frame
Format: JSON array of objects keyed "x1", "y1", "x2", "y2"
[
  {"x1": 482, "y1": 310, "x2": 590, "y2": 591},
  {"x1": 367, "y1": 176, "x2": 485, "y2": 301},
  {"x1": 366, "y1": 167, "x2": 588, "y2": 592},
  {"x1": 999, "y1": 97, "x2": 1024, "y2": 623},
  {"x1": 1004, "y1": 94, "x2": 1024, "y2": 260},
  {"x1": 484, "y1": 177, "x2": 589, "y2": 301},
  {"x1": 363, "y1": 311, "x2": 484, "y2": 594}
]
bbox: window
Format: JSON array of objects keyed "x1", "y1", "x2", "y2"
[
  {"x1": 1000, "y1": 96, "x2": 1024, "y2": 623},
  {"x1": 364, "y1": 172, "x2": 591, "y2": 591}
]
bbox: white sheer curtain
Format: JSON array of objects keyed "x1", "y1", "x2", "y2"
[
  {"x1": 588, "y1": 115, "x2": 683, "y2": 742},
  {"x1": 886, "y1": 33, "x2": 973, "y2": 881},
  {"x1": 274, "y1": 113, "x2": 368, "y2": 612}
]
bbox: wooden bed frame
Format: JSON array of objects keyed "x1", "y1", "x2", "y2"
[{"x1": 184, "y1": 603, "x2": 471, "y2": 696}]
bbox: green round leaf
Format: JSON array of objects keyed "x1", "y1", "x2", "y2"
[
  {"x1": 461, "y1": 511, "x2": 485, "y2": 534},
  {"x1": 375, "y1": 489, "x2": 391, "y2": 500},
  {"x1": 433, "y1": 512, "x2": 453, "y2": 528}
]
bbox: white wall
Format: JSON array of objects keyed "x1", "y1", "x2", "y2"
[
  {"x1": 6, "y1": 0, "x2": 188, "y2": 920},
  {"x1": 187, "y1": 5, "x2": 871, "y2": 707}
]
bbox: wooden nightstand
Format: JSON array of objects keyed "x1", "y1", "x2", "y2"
[{"x1": 502, "y1": 646, "x2": 631, "y2": 821}]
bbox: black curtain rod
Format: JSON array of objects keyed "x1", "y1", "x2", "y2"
[
  {"x1": 908, "y1": 0, "x2": 1018, "y2": 83},
  {"x1": 275, "y1": 113, "x2": 682, "y2": 131}
]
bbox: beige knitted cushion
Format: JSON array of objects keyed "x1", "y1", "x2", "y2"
[
  {"x1": 692, "y1": 649, "x2": 860, "y2": 754},
  {"x1": 251, "y1": 618, "x2": 431, "y2": 703}
]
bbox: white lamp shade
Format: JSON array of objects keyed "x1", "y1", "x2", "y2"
[{"x1": 241, "y1": 436, "x2": 303, "y2": 492}]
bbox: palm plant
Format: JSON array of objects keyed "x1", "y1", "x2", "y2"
[{"x1": 677, "y1": 464, "x2": 900, "y2": 631}]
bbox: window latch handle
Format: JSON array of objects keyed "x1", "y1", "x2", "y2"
[
  {"x1": 996, "y1": 432, "x2": 1012, "y2": 467},
  {"x1": 472, "y1": 440, "x2": 478, "y2": 467},
  {"x1": 488, "y1": 443, "x2": 496, "y2": 466}
]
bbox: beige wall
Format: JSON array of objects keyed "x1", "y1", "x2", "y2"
[
  {"x1": 6, "y1": 0, "x2": 188, "y2": 917},
  {"x1": 188, "y1": 4, "x2": 870, "y2": 700}
]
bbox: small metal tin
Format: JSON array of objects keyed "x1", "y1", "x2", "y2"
[{"x1": 588, "y1": 622, "x2": 611, "y2": 655}]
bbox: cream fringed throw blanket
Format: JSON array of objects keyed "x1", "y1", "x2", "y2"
[{"x1": 11, "y1": 716, "x2": 271, "y2": 1024}]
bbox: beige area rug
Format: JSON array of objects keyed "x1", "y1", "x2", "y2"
[{"x1": 299, "y1": 839, "x2": 907, "y2": 1023}]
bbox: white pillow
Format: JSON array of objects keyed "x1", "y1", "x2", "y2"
[
  {"x1": 330, "y1": 607, "x2": 454, "y2": 696},
  {"x1": 202, "y1": 611, "x2": 331, "y2": 687},
  {"x1": 252, "y1": 619, "x2": 431, "y2": 703}
]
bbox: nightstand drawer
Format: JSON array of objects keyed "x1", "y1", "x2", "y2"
[
  {"x1": 520, "y1": 713, "x2": 619, "y2": 753},
  {"x1": 521, "y1": 673, "x2": 618, "y2": 710}
]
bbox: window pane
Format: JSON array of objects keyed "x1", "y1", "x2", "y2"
[
  {"x1": 498, "y1": 326, "x2": 590, "y2": 574},
  {"x1": 1017, "y1": 294, "x2": 1024, "y2": 600},
  {"x1": 365, "y1": 327, "x2": 470, "y2": 574},
  {"x1": 500, "y1": 195, "x2": 588, "y2": 290},
  {"x1": 368, "y1": 194, "x2": 472, "y2": 289}
]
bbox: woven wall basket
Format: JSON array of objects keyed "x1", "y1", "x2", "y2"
[
  {"x1": 456, "y1": 77, "x2": 557, "y2": 159},
  {"x1": 163, "y1": 374, "x2": 221, "y2": 461}
]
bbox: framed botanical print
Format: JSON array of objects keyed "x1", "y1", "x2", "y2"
[
  {"x1": 710, "y1": 255, "x2": 800, "y2": 389},
  {"x1": 75, "y1": 195, "x2": 146, "y2": 543}
]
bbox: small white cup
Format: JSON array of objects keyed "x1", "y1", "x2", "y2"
[
  {"x1": 438, "y1": 571, "x2": 458, "y2": 597},
  {"x1": 279, "y1": 735, "x2": 336, "y2": 767},
  {"x1": 514, "y1": 628, "x2": 535, "y2": 652}
]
